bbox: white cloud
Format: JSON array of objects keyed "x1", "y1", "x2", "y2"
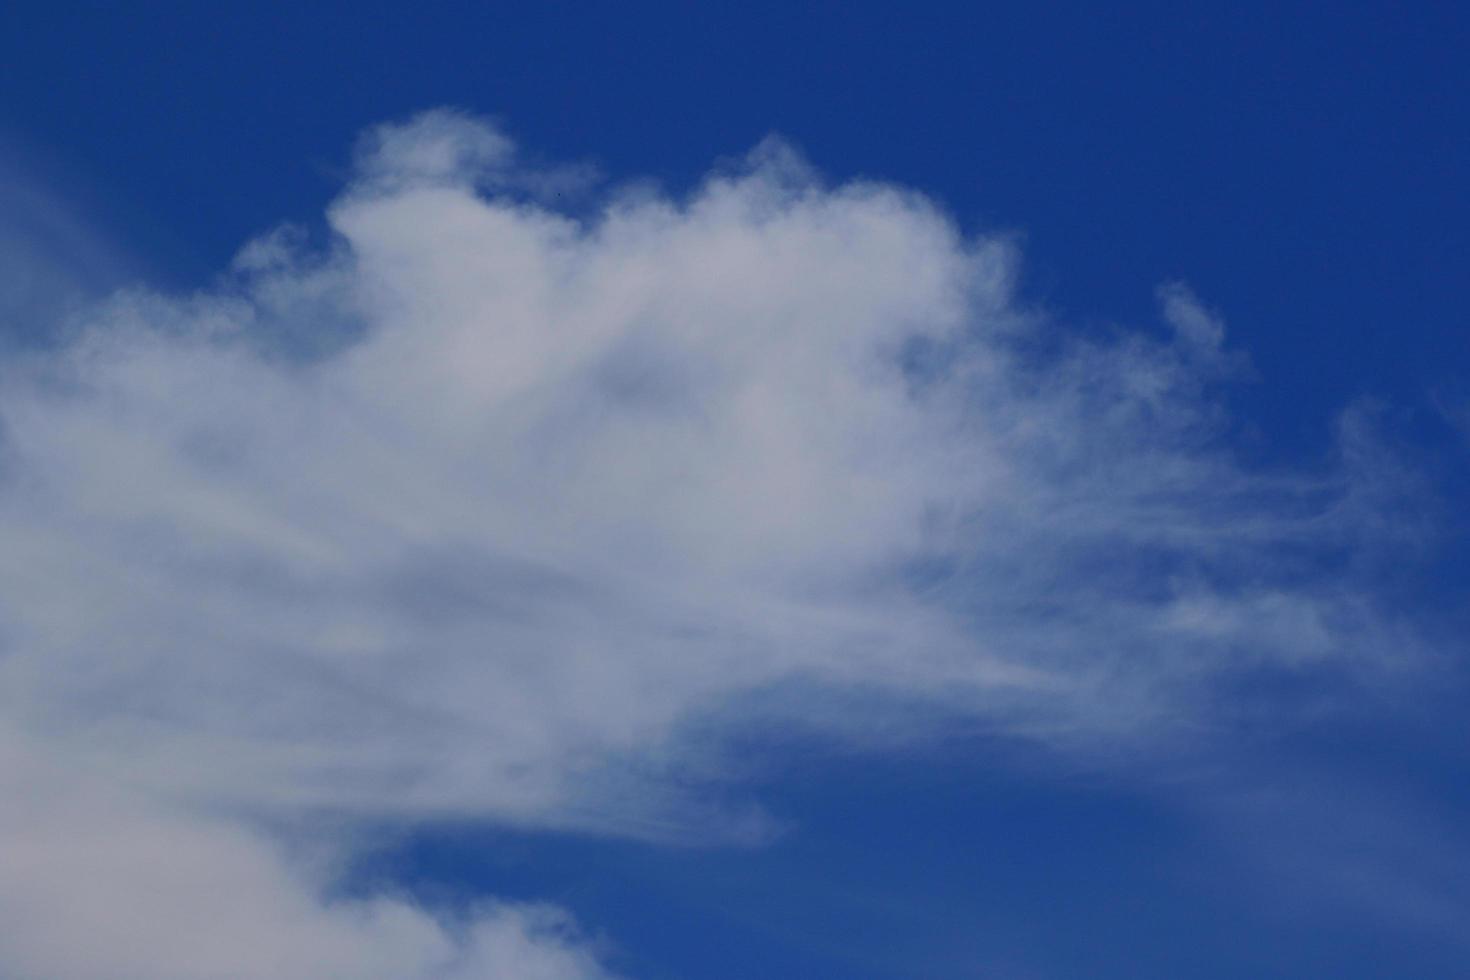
[
  {"x1": 0, "y1": 111, "x2": 1427, "y2": 977},
  {"x1": 0, "y1": 727, "x2": 616, "y2": 980}
]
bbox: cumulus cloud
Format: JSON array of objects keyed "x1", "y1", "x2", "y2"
[{"x1": 0, "y1": 110, "x2": 1427, "y2": 977}]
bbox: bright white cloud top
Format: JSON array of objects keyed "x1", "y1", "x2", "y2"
[{"x1": 0, "y1": 111, "x2": 1423, "y2": 978}]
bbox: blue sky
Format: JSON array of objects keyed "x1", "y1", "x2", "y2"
[{"x1": 1, "y1": 4, "x2": 1467, "y2": 979}]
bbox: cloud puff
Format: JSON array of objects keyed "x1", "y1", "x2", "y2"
[{"x1": 0, "y1": 110, "x2": 1426, "y2": 977}]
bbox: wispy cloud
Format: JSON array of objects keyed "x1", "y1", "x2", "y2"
[{"x1": 0, "y1": 141, "x2": 137, "y2": 345}]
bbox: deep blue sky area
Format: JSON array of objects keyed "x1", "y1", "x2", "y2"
[{"x1": 2, "y1": 4, "x2": 1468, "y2": 979}]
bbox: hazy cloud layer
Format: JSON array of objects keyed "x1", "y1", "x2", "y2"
[{"x1": 0, "y1": 111, "x2": 1426, "y2": 977}]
